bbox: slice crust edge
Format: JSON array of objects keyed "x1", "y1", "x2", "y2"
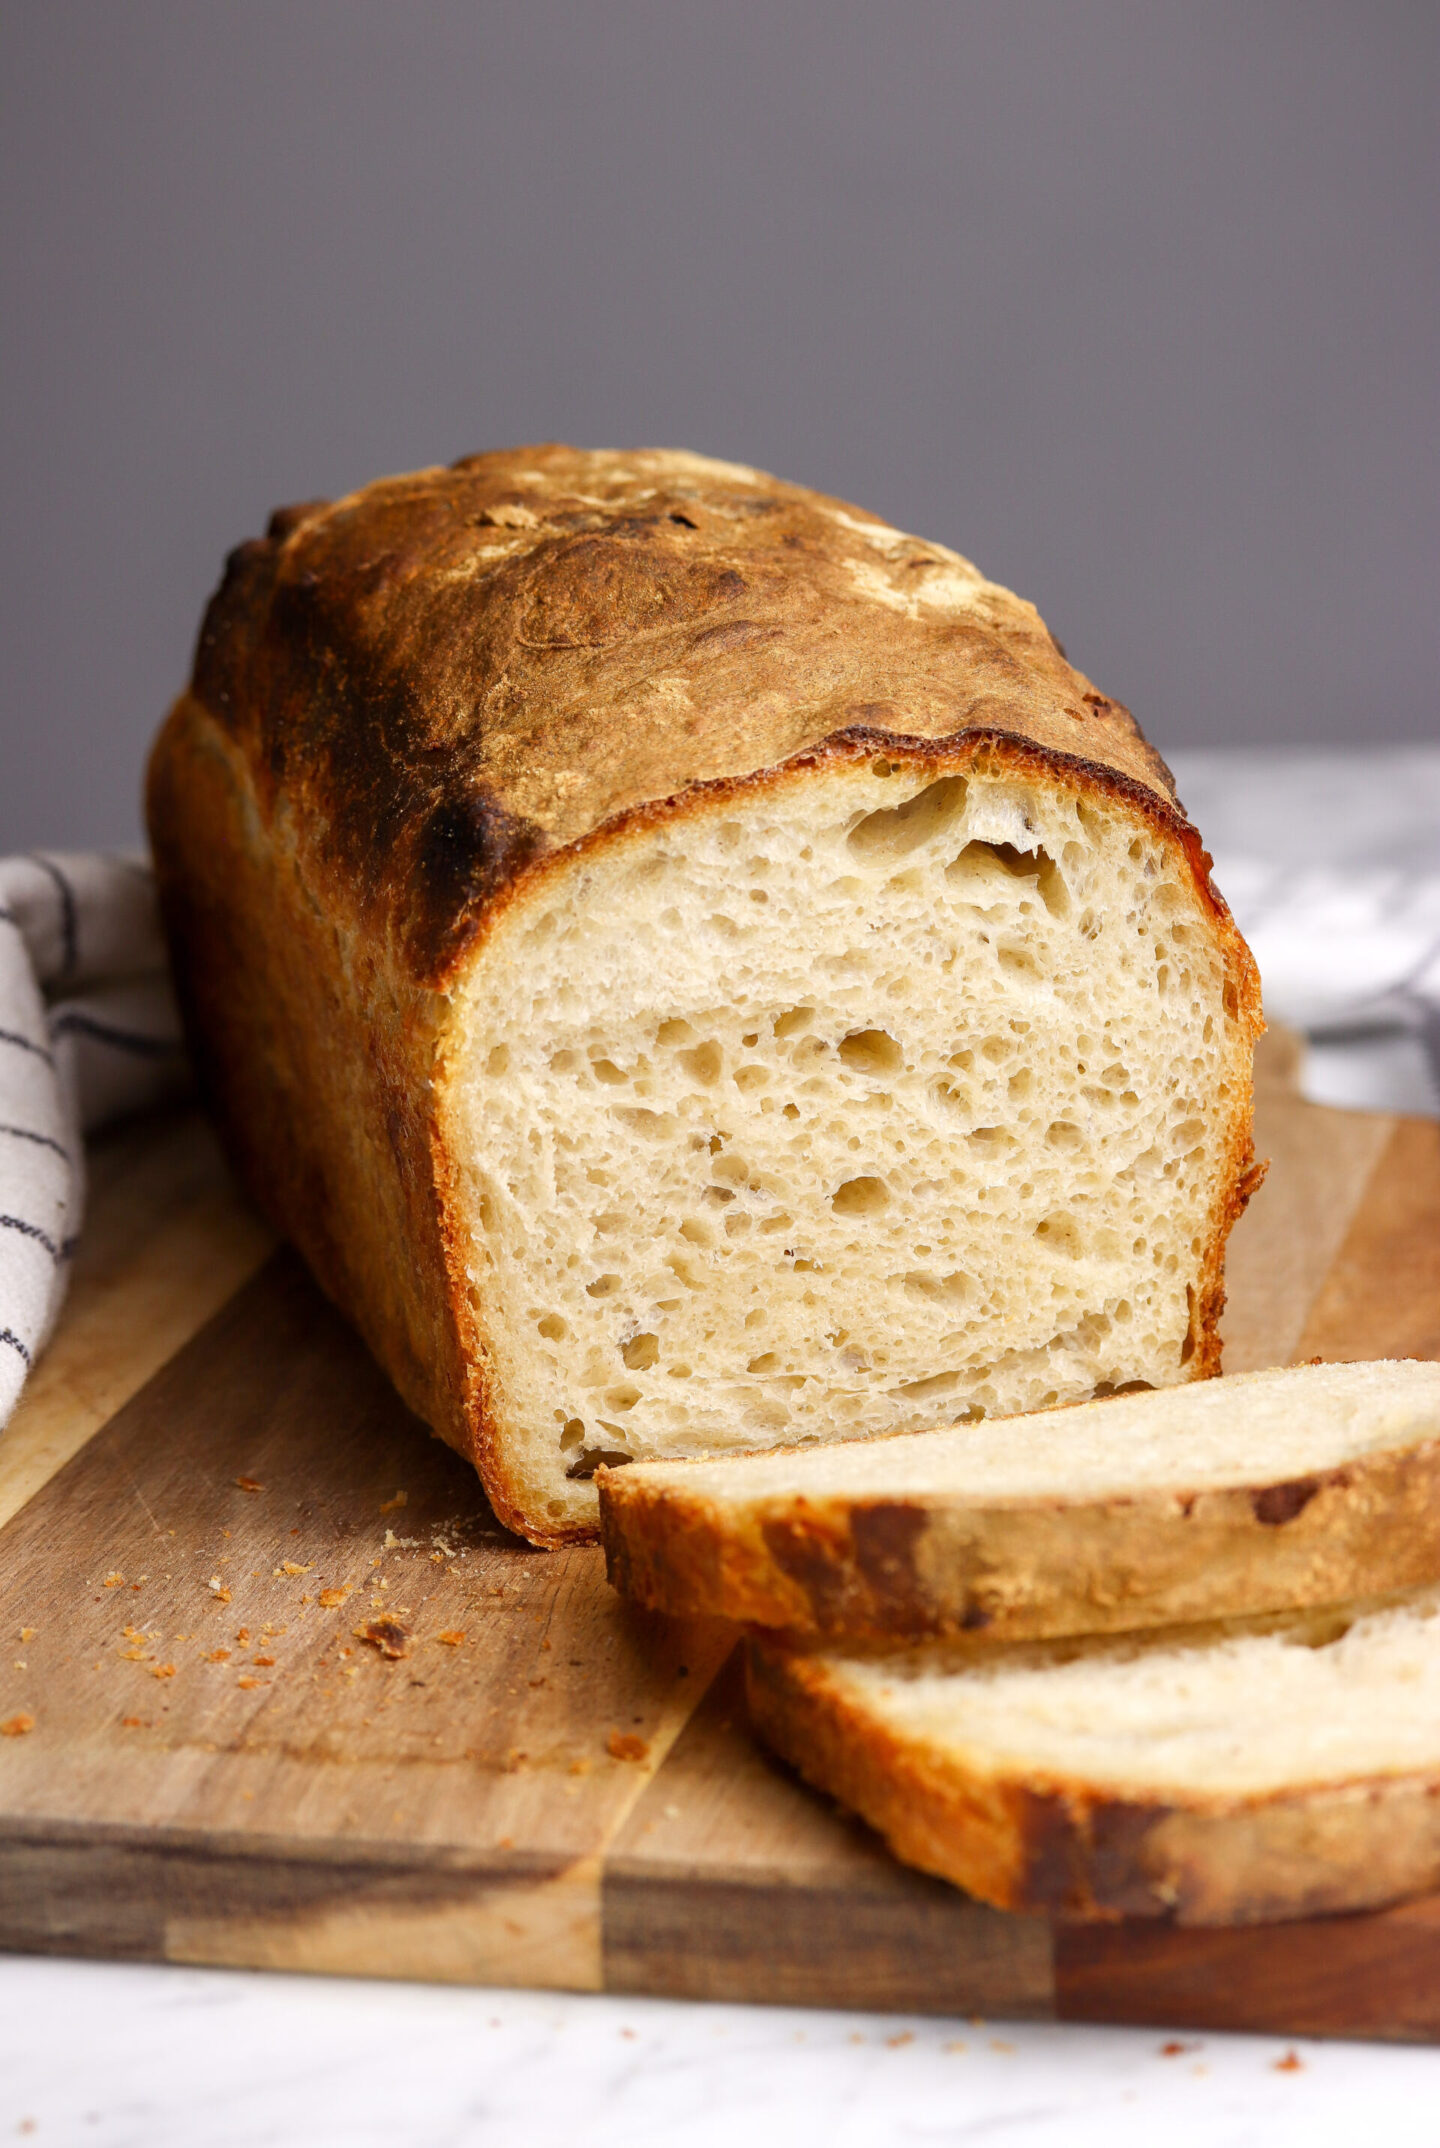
[
  {"x1": 744, "y1": 1632, "x2": 1440, "y2": 1926},
  {"x1": 602, "y1": 1401, "x2": 1440, "y2": 1642}
]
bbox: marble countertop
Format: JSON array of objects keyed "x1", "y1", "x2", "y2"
[
  {"x1": 3, "y1": 1953, "x2": 1439, "y2": 2148},
  {"x1": 4, "y1": 749, "x2": 1439, "y2": 2146}
]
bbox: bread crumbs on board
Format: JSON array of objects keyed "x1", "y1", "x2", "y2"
[
  {"x1": 1, "y1": 1713, "x2": 35, "y2": 1736},
  {"x1": 356, "y1": 1619, "x2": 411, "y2": 1660}
]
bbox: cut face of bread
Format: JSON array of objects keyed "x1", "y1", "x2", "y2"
[
  {"x1": 600, "y1": 1359, "x2": 1440, "y2": 1639},
  {"x1": 452, "y1": 745, "x2": 1254, "y2": 1535},
  {"x1": 747, "y1": 1585, "x2": 1440, "y2": 1923}
]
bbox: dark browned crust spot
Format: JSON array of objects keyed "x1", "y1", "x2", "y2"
[
  {"x1": 849, "y1": 1503, "x2": 930, "y2": 1620},
  {"x1": 1251, "y1": 1477, "x2": 1323, "y2": 1526},
  {"x1": 759, "y1": 1512, "x2": 853, "y2": 1629}
]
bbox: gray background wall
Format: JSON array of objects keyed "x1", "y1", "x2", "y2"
[{"x1": 2, "y1": 1, "x2": 1435, "y2": 853}]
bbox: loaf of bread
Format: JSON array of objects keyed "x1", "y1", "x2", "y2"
[
  {"x1": 747, "y1": 1584, "x2": 1440, "y2": 1924},
  {"x1": 600, "y1": 1359, "x2": 1440, "y2": 1639},
  {"x1": 147, "y1": 445, "x2": 1262, "y2": 1545}
]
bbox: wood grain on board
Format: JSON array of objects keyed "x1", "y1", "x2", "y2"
[
  {"x1": 0, "y1": 1252, "x2": 730, "y2": 1990},
  {"x1": 0, "y1": 1108, "x2": 273, "y2": 1534},
  {"x1": 1218, "y1": 1027, "x2": 1395, "y2": 1374},
  {"x1": 1, "y1": 1045, "x2": 1438, "y2": 2038}
]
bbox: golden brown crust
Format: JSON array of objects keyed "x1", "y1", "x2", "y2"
[
  {"x1": 745, "y1": 1637, "x2": 1440, "y2": 1925},
  {"x1": 603, "y1": 1437, "x2": 1440, "y2": 1641},
  {"x1": 182, "y1": 445, "x2": 1188, "y2": 988},
  {"x1": 148, "y1": 445, "x2": 1263, "y2": 1547},
  {"x1": 146, "y1": 701, "x2": 478, "y2": 1458}
]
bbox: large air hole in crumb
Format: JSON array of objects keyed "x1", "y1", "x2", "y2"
[
  {"x1": 900, "y1": 1270, "x2": 974, "y2": 1307},
  {"x1": 621, "y1": 1332, "x2": 659, "y2": 1370},
  {"x1": 847, "y1": 776, "x2": 969, "y2": 863},
  {"x1": 679, "y1": 1040, "x2": 723, "y2": 1085},
  {"x1": 1035, "y1": 1214, "x2": 1083, "y2": 1257},
  {"x1": 565, "y1": 1441, "x2": 633, "y2": 1480},
  {"x1": 831, "y1": 1175, "x2": 890, "y2": 1217},
  {"x1": 997, "y1": 943, "x2": 1040, "y2": 979},
  {"x1": 946, "y1": 840, "x2": 1069, "y2": 917},
  {"x1": 838, "y1": 1028, "x2": 904, "y2": 1077},
  {"x1": 894, "y1": 1370, "x2": 961, "y2": 1401}
]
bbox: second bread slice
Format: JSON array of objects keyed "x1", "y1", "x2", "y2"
[
  {"x1": 746, "y1": 1584, "x2": 1440, "y2": 1923},
  {"x1": 599, "y1": 1358, "x2": 1440, "y2": 1642}
]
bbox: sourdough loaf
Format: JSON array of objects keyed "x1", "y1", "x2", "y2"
[
  {"x1": 147, "y1": 445, "x2": 1262, "y2": 1545},
  {"x1": 747, "y1": 1583, "x2": 1440, "y2": 1924},
  {"x1": 601, "y1": 1359, "x2": 1440, "y2": 1639}
]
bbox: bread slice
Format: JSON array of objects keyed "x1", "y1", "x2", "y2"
[
  {"x1": 147, "y1": 445, "x2": 1262, "y2": 1545},
  {"x1": 747, "y1": 1584, "x2": 1440, "y2": 1924},
  {"x1": 601, "y1": 1359, "x2": 1440, "y2": 1640}
]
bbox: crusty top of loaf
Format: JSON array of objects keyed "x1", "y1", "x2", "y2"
[{"x1": 186, "y1": 443, "x2": 1181, "y2": 985}]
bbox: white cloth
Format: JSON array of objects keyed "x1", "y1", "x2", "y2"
[
  {"x1": 1213, "y1": 858, "x2": 1440, "y2": 1119},
  {"x1": 1171, "y1": 748, "x2": 1440, "y2": 1122},
  {"x1": 0, "y1": 854, "x2": 188, "y2": 1421}
]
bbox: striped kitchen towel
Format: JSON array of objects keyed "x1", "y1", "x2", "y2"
[{"x1": 0, "y1": 853, "x2": 189, "y2": 1424}]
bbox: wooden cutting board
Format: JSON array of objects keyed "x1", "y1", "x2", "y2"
[{"x1": 2, "y1": 1030, "x2": 1438, "y2": 2041}]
